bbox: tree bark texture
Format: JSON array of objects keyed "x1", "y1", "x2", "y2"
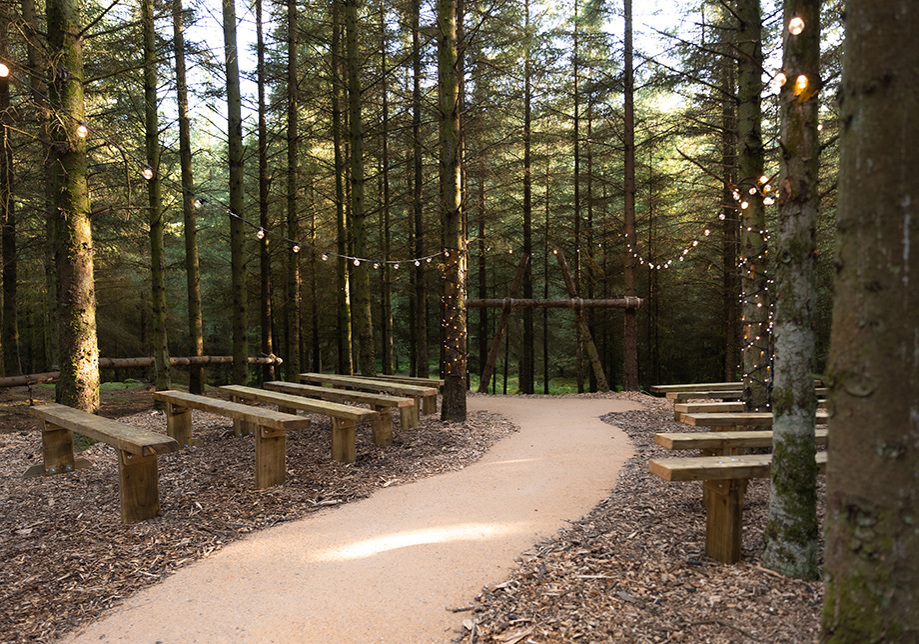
[
  {"x1": 437, "y1": 0, "x2": 466, "y2": 421},
  {"x1": 721, "y1": 58, "x2": 739, "y2": 382},
  {"x1": 256, "y1": 0, "x2": 276, "y2": 384},
  {"x1": 47, "y1": 0, "x2": 99, "y2": 411},
  {"x1": 519, "y1": 0, "x2": 534, "y2": 395},
  {"x1": 622, "y1": 0, "x2": 639, "y2": 390},
  {"x1": 0, "y1": 2, "x2": 20, "y2": 377},
  {"x1": 143, "y1": 0, "x2": 170, "y2": 392},
  {"x1": 411, "y1": 0, "x2": 428, "y2": 378},
  {"x1": 822, "y1": 1, "x2": 919, "y2": 640},
  {"x1": 379, "y1": 0, "x2": 394, "y2": 375},
  {"x1": 736, "y1": 0, "x2": 770, "y2": 410},
  {"x1": 223, "y1": 0, "x2": 248, "y2": 385},
  {"x1": 761, "y1": 0, "x2": 820, "y2": 581},
  {"x1": 172, "y1": 0, "x2": 205, "y2": 394}
]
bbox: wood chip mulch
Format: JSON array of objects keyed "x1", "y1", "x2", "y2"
[
  {"x1": 464, "y1": 393, "x2": 825, "y2": 644},
  {"x1": 0, "y1": 391, "x2": 516, "y2": 643}
]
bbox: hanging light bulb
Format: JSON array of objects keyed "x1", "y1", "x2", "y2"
[
  {"x1": 795, "y1": 74, "x2": 808, "y2": 92},
  {"x1": 741, "y1": 201, "x2": 750, "y2": 210},
  {"x1": 788, "y1": 16, "x2": 805, "y2": 35},
  {"x1": 0, "y1": 63, "x2": 8, "y2": 78},
  {"x1": 256, "y1": 228, "x2": 265, "y2": 240},
  {"x1": 749, "y1": 187, "x2": 757, "y2": 195},
  {"x1": 373, "y1": 262, "x2": 379, "y2": 269},
  {"x1": 817, "y1": 121, "x2": 824, "y2": 131},
  {"x1": 142, "y1": 165, "x2": 155, "y2": 180},
  {"x1": 704, "y1": 229, "x2": 711, "y2": 236},
  {"x1": 194, "y1": 197, "x2": 207, "y2": 209},
  {"x1": 353, "y1": 258, "x2": 360, "y2": 266},
  {"x1": 764, "y1": 196, "x2": 775, "y2": 206},
  {"x1": 76, "y1": 123, "x2": 89, "y2": 138},
  {"x1": 394, "y1": 263, "x2": 400, "y2": 270},
  {"x1": 759, "y1": 175, "x2": 769, "y2": 184},
  {"x1": 292, "y1": 243, "x2": 301, "y2": 253},
  {"x1": 321, "y1": 253, "x2": 329, "y2": 261},
  {"x1": 692, "y1": 240, "x2": 699, "y2": 247},
  {"x1": 414, "y1": 259, "x2": 421, "y2": 266},
  {"x1": 775, "y1": 72, "x2": 787, "y2": 87}
]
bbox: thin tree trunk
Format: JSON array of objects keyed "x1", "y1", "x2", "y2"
[
  {"x1": 622, "y1": 0, "x2": 639, "y2": 391},
  {"x1": 332, "y1": 0, "x2": 352, "y2": 375},
  {"x1": 762, "y1": 0, "x2": 820, "y2": 580},
  {"x1": 822, "y1": 1, "x2": 919, "y2": 638},
  {"x1": 411, "y1": 0, "x2": 428, "y2": 378},
  {"x1": 256, "y1": 0, "x2": 275, "y2": 383},
  {"x1": 172, "y1": 0, "x2": 205, "y2": 393},
  {"x1": 519, "y1": 0, "x2": 535, "y2": 394},
  {"x1": 721, "y1": 57, "x2": 739, "y2": 381},
  {"x1": 223, "y1": 0, "x2": 248, "y2": 385},
  {"x1": 143, "y1": 0, "x2": 170, "y2": 392},
  {"x1": 543, "y1": 161, "x2": 550, "y2": 393},
  {"x1": 47, "y1": 0, "x2": 99, "y2": 410},
  {"x1": 379, "y1": 0, "x2": 394, "y2": 375},
  {"x1": 438, "y1": 0, "x2": 466, "y2": 421},
  {"x1": 737, "y1": 0, "x2": 769, "y2": 410},
  {"x1": 345, "y1": 0, "x2": 374, "y2": 376},
  {"x1": 572, "y1": 0, "x2": 583, "y2": 393},
  {"x1": 0, "y1": 1, "x2": 19, "y2": 376},
  {"x1": 282, "y1": 0, "x2": 299, "y2": 380},
  {"x1": 477, "y1": 152, "x2": 487, "y2": 381}
]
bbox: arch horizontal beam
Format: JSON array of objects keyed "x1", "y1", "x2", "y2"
[{"x1": 465, "y1": 297, "x2": 643, "y2": 310}]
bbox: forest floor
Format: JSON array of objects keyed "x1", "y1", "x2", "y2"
[{"x1": 0, "y1": 386, "x2": 823, "y2": 643}]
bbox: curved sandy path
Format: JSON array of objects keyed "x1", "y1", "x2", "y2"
[{"x1": 64, "y1": 395, "x2": 639, "y2": 644}]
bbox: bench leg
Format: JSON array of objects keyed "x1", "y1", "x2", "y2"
[
  {"x1": 166, "y1": 404, "x2": 193, "y2": 447},
  {"x1": 255, "y1": 426, "x2": 287, "y2": 489},
  {"x1": 231, "y1": 396, "x2": 255, "y2": 437},
  {"x1": 400, "y1": 405, "x2": 418, "y2": 430},
  {"x1": 371, "y1": 406, "x2": 393, "y2": 446},
  {"x1": 331, "y1": 418, "x2": 356, "y2": 463},
  {"x1": 423, "y1": 394, "x2": 437, "y2": 415},
  {"x1": 118, "y1": 450, "x2": 161, "y2": 523},
  {"x1": 703, "y1": 478, "x2": 748, "y2": 564},
  {"x1": 24, "y1": 421, "x2": 92, "y2": 478}
]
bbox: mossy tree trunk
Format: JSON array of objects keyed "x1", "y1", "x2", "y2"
[
  {"x1": 761, "y1": 0, "x2": 820, "y2": 581},
  {"x1": 736, "y1": 0, "x2": 770, "y2": 410},
  {"x1": 172, "y1": 0, "x2": 205, "y2": 394},
  {"x1": 47, "y1": 0, "x2": 99, "y2": 411},
  {"x1": 143, "y1": 0, "x2": 170, "y2": 392},
  {"x1": 438, "y1": 0, "x2": 466, "y2": 421},
  {"x1": 822, "y1": 0, "x2": 919, "y2": 639},
  {"x1": 223, "y1": 0, "x2": 248, "y2": 385}
]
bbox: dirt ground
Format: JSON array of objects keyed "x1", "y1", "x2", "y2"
[{"x1": 0, "y1": 386, "x2": 824, "y2": 643}]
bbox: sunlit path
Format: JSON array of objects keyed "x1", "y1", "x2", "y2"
[{"x1": 63, "y1": 395, "x2": 639, "y2": 644}]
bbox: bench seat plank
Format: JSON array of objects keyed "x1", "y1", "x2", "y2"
[
  {"x1": 31, "y1": 403, "x2": 180, "y2": 457},
  {"x1": 300, "y1": 372, "x2": 436, "y2": 423},
  {"x1": 220, "y1": 385, "x2": 378, "y2": 422},
  {"x1": 680, "y1": 410, "x2": 829, "y2": 427},
  {"x1": 655, "y1": 428, "x2": 828, "y2": 451},
  {"x1": 153, "y1": 390, "x2": 311, "y2": 431},
  {"x1": 649, "y1": 450, "x2": 827, "y2": 482},
  {"x1": 358, "y1": 375, "x2": 445, "y2": 389},
  {"x1": 264, "y1": 381, "x2": 414, "y2": 409}
]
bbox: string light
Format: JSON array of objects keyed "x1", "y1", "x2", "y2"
[
  {"x1": 321, "y1": 253, "x2": 329, "y2": 261},
  {"x1": 76, "y1": 123, "x2": 89, "y2": 138},
  {"x1": 194, "y1": 198, "x2": 207, "y2": 208},
  {"x1": 142, "y1": 165, "x2": 154, "y2": 180},
  {"x1": 788, "y1": 16, "x2": 805, "y2": 35},
  {"x1": 775, "y1": 72, "x2": 787, "y2": 87},
  {"x1": 795, "y1": 75, "x2": 808, "y2": 93},
  {"x1": 353, "y1": 258, "x2": 360, "y2": 266},
  {"x1": 256, "y1": 228, "x2": 265, "y2": 240},
  {"x1": 0, "y1": 63, "x2": 8, "y2": 78},
  {"x1": 292, "y1": 243, "x2": 300, "y2": 253}
]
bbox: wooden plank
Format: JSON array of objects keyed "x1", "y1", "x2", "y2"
[
  {"x1": 680, "y1": 409, "x2": 830, "y2": 427},
  {"x1": 331, "y1": 419, "x2": 357, "y2": 463},
  {"x1": 264, "y1": 381, "x2": 413, "y2": 408},
  {"x1": 255, "y1": 426, "x2": 287, "y2": 488},
  {"x1": 655, "y1": 428, "x2": 828, "y2": 451},
  {"x1": 705, "y1": 478, "x2": 746, "y2": 563},
  {"x1": 153, "y1": 390, "x2": 311, "y2": 430},
  {"x1": 299, "y1": 373, "x2": 437, "y2": 398},
  {"x1": 667, "y1": 391, "x2": 743, "y2": 401},
  {"x1": 219, "y1": 385, "x2": 378, "y2": 423},
  {"x1": 359, "y1": 375, "x2": 445, "y2": 389},
  {"x1": 118, "y1": 451, "x2": 161, "y2": 523},
  {"x1": 31, "y1": 404, "x2": 180, "y2": 456},
  {"x1": 648, "y1": 451, "x2": 828, "y2": 482},
  {"x1": 651, "y1": 382, "x2": 745, "y2": 394}
]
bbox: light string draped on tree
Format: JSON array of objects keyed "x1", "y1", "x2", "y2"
[{"x1": 0, "y1": 59, "x2": 454, "y2": 269}]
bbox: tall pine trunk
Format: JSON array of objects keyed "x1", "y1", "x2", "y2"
[
  {"x1": 285, "y1": 0, "x2": 301, "y2": 380},
  {"x1": 379, "y1": 0, "x2": 394, "y2": 375},
  {"x1": 223, "y1": 0, "x2": 248, "y2": 385},
  {"x1": 622, "y1": 0, "x2": 639, "y2": 390},
  {"x1": 172, "y1": 0, "x2": 205, "y2": 393},
  {"x1": 0, "y1": 2, "x2": 18, "y2": 377},
  {"x1": 256, "y1": 0, "x2": 275, "y2": 383},
  {"x1": 438, "y1": 0, "x2": 466, "y2": 420},
  {"x1": 143, "y1": 0, "x2": 170, "y2": 392},
  {"x1": 822, "y1": 1, "x2": 919, "y2": 639},
  {"x1": 762, "y1": 0, "x2": 820, "y2": 580},
  {"x1": 411, "y1": 0, "x2": 428, "y2": 378},
  {"x1": 47, "y1": 0, "x2": 99, "y2": 410},
  {"x1": 518, "y1": 0, "x2": 534, "y2": 394},
  {"x1": 721, "y1": 57, "x2": 739, "y2": 381}
]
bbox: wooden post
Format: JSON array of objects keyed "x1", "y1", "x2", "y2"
[
  {"x1": 704, "y1": 477, "x2": 747, "y2": 563},
  {"x1": 254, "y1": 426, "x2": 286, "y2": 488},
  {"x1": 40, "y1": 421, "x2": 76, "y2": 474},
  {"x1": 331, "y1": 418, "x2": 356, "y2": 463},
  {"x1": 400, "y1": 404, "x2": 418, "y2": 429},
  {"x1": 118, "y1": 450, "x2": 161, "y2": 523},
  {"x1": 371, "y1": 405, "x2": 393, "y2": 446},
  {"x1": 478, "y1": 254, "x2": 530, "y2": 392},
  {"x1": 165, "y1": 402, "x2": 193, "y2": 447},
  {"x1": 422, "y1": 394, "x2": 437, "y2": 415},
  {"x1": 230, "y1": 395, "x2": 255, "y2": 437},
  {"x1": 555, "y1": 250, "x2": 609, "y2": 391}
]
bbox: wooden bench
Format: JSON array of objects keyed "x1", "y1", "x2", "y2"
[
  {"x1": 264, "y1": 379, "x2": 414, "y2": 431},
  {"x1": 672, "y1": 400, "x2": 827, "y2": 421},
  {"x1": 651, "y1": 382, "x2": 747, "y2": 395},
  {"x1": 26, "y1": 403, "x2": 180, "y2": 523},
  {"x1": 679, "y1": 410, "x2": 829, "y2": 429},
  {"x1": 299, "y1": 373, "x2": 438, "y2": 424},
  {"x1": 152, "y1": 390, "x2": 310, "y2": 489},
  {"x1": 666, "y1": 390, "x2": 743, "y2": 402},
  {"x1": 219, "y1": 385, "x2": 379, "y2": 464},
  {"x1": 358, "y1": 375, "x2": 445, "y2": 412},
  {"x1": 650, "y1": 428, "x2": 828, "y2": 563}
]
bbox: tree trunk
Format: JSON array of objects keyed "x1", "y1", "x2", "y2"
[
  {"x1": 172, "y1": 0, "x2": 205, "y2": 393},
  {"x1": 438, "y1": 0, "x2": 466, "y2": 421},
  {"x1": 143, "y1": 0, "x2": 170, "y2": 392},
  {"x1": 332, "y1": 0, "x2": 353, "y2": 375},
  {"x1": 345, "y1": 0, "x2": 374, "y2": 376},
  {"x1": 721, "y1": 57, "x2": 739, "y2": 382},
  {"x1": 761, "y1": 0, "x2": 820, "y2": 581},
  {"x1": 411, "y1": 0, "x2": 428, "y2": 378},
  {"x1": 518, "y1": 0, "x2": 535, "y2": 395},
  {"x1": 47, "y1": 0, "x2": 99, "y2": 411},
  {"x1": 622, "y1": 0, "x2": 639, "y2": 391},
  {"x1": 572, "y1": 0, "x2": 583, "y2": 393},
  {"x1": 822, "y1": 1, "x2": 919, "y2": 639},
  {"x1": 737, "y1": 0, "x2": 769, "y2": 410},
  {"x1": 256, "y1": 0, "x2": 276, "y2": 384},
  {"x1": 379, "y1": 0, "x2": 394, "y2": 375},
  {"x1": 223, "y1": 0, "x2": 248, "y2": 385},
  {"x1": 0, "y1": 0, "x2": 19, "y2": 377}
]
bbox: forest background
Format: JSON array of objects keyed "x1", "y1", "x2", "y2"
[{"x1": 0, "y1": 0, "x2": 843, "y2": 393}]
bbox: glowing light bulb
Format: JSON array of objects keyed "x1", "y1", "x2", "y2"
[
  {"x1": 373, "y1": 263, "x2": 379, "y2": 269},
  {"x1": 764, "y1": 197, "x2": 775, "y2": 206},
  {"x1": 692, "y1": 240, "x2": 699, "y2": 247},
  {"x1": 394, "y1": 263, "x2": 399, "y2": 270},
  {"x1": 763, "y1": 184, "x2": 772, "y2": 193},
  {"x1": 426, "y1": 257, "x2": 432, "y2": 263},
  {"x1": 321, "y1": 253, "x2": 329, "y2": 261},
  {"x1": 704, "y1": 229, "x2": 711, "y2": 236},
  {"x1": 760, "y1": 175, "x2": 769, "y2": 184},
  {"x1": 292, "y1": 244, "x2": 300, "y2": 253},
  {"x1": 775, "y1": 72, "x2": 787, "y2": 87},
  {"x1": 741, "y1": 201, "x2": 749, "y2": 210},
  {"x1": 194, "y1": 198, "x2": 206, "y2": 208},
  {"x1": 256, "y1": 228, "x2": 265, "y2": 240},
  {"x1": 817, "y1": 121, "x2": 824, "y2": 131},
  {"x1": 142, "y1": 165, "x2": 154, "y2": 180},
  {"x1": 77, "y1": 123, "x2": 89, "y2": 138},
  {"x1": 415, "y1": 260, "x2": 421, "y2": 266},
  {"x1": 719, "y1": 213, "x2": 726, "y2": 220},
  {"x1": 0, "y1": 63, "x2": 8, "y2": 78},
  {"x1": 795, "y1": 75, "x2": 808, "y2": 92},
  {"x1": 749, "y1": 187, "x2": 757, "y2": 195},
  {"x1": 788, "y1": 16, "x2": 804, "y2": 35},
  {"x1": 353, "y1": 258, "x2": 360, "y2": 266}
]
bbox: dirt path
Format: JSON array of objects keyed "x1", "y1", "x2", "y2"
[{"x1": 63, "y1": 395, "x2": 640, "y2": 644}]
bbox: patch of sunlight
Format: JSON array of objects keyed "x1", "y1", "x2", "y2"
[{"x1": 308, "y1": 523, "x2": 523, "y2": 563}]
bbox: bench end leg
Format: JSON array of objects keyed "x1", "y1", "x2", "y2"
[
  {"x1": 331, "y1": 418, "x2": 356, "y2": 463},
  {"x1": 255, "y1": 427, "x2": 287, "y2": 489},
  {"x1": 704, "y1": 478, "x2": 747, "y2": 564},
  {"x1": 119, "y1": 451, "x2": 161, "y2": 524}
]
